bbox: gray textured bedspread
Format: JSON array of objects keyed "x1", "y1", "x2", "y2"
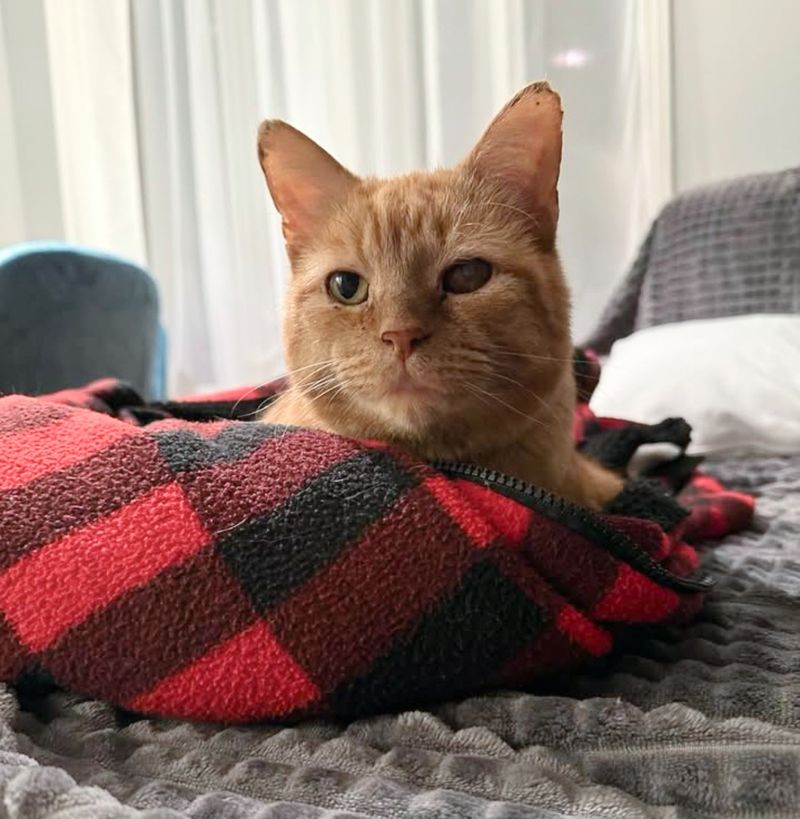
[{"x1": 1, "y1": 454, "x2": 798, "y2": 819}]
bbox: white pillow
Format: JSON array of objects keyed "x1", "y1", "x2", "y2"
[{"x1": 589, "y1": 314, "x2": 800, "y2": 456}]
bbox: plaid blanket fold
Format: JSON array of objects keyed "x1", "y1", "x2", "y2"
[{"x1": 0, "y1": 352, "x2": 754, "y2": 723}]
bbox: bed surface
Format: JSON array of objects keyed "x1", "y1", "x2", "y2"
[
  {"x1": 1, "y1": 452, "x2": 797, "y2": 819},
  {"x1": 3, "y1": 167, "x2": 798, "y2": 818}
]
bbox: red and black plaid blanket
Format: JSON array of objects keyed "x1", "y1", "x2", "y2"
[{"x1": 0, "y1": 352, "x2": 754, "y2": 723}]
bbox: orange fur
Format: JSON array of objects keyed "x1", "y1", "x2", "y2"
[{"x1": 257, "y1": 82, "x2": 622, "y2": 509}]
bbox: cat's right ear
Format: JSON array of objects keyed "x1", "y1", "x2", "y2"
[{"x1": 258, "y1": 121, "x2": 358, "y2": 248}]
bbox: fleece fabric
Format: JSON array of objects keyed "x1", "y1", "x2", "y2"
[{"x1": 0, "y1": 352, "x2": 753, "y2": 722}]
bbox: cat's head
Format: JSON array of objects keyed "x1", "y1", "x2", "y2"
[{"x1": 258, "y1": 82, "x2": 573, "y2": 459}]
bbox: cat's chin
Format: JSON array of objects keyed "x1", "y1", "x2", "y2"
[
  {"x1": 373, "y1": 368, "x2": 440, "y2": 405},
  {"x1": 384, "y1": 380, "x2": 438, "y2": 403},
  {"x1": 365, "y1": 381, "x2": 448, "y2": 439}
]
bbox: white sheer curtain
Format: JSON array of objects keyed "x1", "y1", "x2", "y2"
[
  {"x1": 0, "y1": 0, "x2": 673, "y2": 394},
  {"x1": 0, "y1": 0, "x2": 145, "y2": 261}
]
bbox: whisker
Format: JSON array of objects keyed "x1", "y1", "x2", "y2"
[
  {"x1": 237, "y1": 397, "x2": 278, "y2": 420},
  {"x1": 247, "y1": 359, "x2": 339, "y2": 422},
  {"x1": 484, "y1": 346, "x2": 577, "y2": 365},
  {"x1": 485, "y1": 371, "x2": 560, "y2": 427},
  {"x1": 230, "y1": 380, "x2": 279, "y2": 418},
  {"x1": 305, "y1": 376, "x2": 353, "y2": 406},
  {"x1": 284, "y1": 359, "x2": 338, "y2": 380},
  {"x1": 463, "y1": 381, "x2": 550, "y2": 432},
  {"x1": 295, "y1": 371, "x2": 337, "y2": 392}
]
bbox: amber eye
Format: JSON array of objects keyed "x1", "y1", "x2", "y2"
[
  {"x1": 442, "y1": 259, "x2": 492, "y2": 294},
  {"x1": 327, "y1": 271, "x2": 368, "y2": 305}
]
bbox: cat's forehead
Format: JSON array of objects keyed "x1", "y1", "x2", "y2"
[
  {"x1": 306, "y1": 168, "x2": 531, "y2": 281},
  {"x1": 346, "y1": 171, "x2": 468, "y2": 270}
]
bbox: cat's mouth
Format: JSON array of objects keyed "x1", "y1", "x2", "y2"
[
  {"x1": 389, "y1": 367, "x2": 430, "y2": 392},
  {"x1": 388, "y1": 369, "x2": 432, "y2": 396},
  {"x1": 376, "y1": 367, "x2": 443, "y2": 415}
]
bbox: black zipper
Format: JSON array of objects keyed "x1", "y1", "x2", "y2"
[{"x1": 431, "y1": 460, "x2": 713, "y2": 594}]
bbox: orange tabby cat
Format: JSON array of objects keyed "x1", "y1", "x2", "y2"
[{"x1": 257, "y1": 82, "x2": 622, "y2": 509}]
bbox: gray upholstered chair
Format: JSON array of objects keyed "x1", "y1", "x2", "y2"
[{"x1": 0, "y1": 241, "x2": 166, "y2": 399}]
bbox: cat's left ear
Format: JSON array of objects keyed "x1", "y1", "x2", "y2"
[
  {"x1": 258, "y1": 120, "x2": 358, "y2": 248},
  {"x1": 462, "y1": 82, "x2": 563, "y2": 248}
]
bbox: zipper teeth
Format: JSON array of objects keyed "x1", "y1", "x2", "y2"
[{"x1": 431, "y1": 460, "x2": 713, "y2": 594}]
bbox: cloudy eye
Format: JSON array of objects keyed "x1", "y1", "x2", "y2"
[
  {"x1": 442, "y1": 259, "x2": 492, "y2": 294},
  {"x1": 327, "y1": 271, "x2": 368, "y2": 305}
]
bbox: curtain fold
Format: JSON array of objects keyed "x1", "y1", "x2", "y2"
[
  {"x1": 0, "y1": 0, "x2": 25, "y2": 246},
  {"x1": 0, "y1": 0, "x2": 65, "y2": 245},
  {"x1": 45, "y1": 0, "x2": 146, "y2": 264},
  {"x1": 2, "y1": 0, "x2": 675, "y2": 393}
]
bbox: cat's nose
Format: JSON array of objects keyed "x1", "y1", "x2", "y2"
[{"x1": 381, "y1": 327, "x2": 430, "y2": 361}]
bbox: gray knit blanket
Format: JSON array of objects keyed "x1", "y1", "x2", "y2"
[
  {"x1": 583, "y1": 166, "x2": 800, "y2": 354},
  {"x1": 1, "y1": 452, "x2": 797, "y2": 819}
]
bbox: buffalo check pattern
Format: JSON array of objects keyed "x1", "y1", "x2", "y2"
[{"x1": 0, "y1": 354, "x2": 754, "y2": 723}]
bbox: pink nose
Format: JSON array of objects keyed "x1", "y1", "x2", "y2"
[{"x1": 381, "y1": 327, "x2": 430, "y2": 360}]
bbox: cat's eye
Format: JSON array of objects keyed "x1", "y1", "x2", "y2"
[
  {"x1": 327, "y1": 271, "x2": 369, "y2": 305},
  {"x1": 442, "y1": 259, "x2": 492, "y2": 294}
]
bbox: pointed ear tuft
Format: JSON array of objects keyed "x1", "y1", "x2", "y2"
[
  {"x1": 463, "y1": 82, "x2": 563, "y2": 247},
  {"x1": 257, "y1": 120, "x2": 358, "y2": 248}
]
